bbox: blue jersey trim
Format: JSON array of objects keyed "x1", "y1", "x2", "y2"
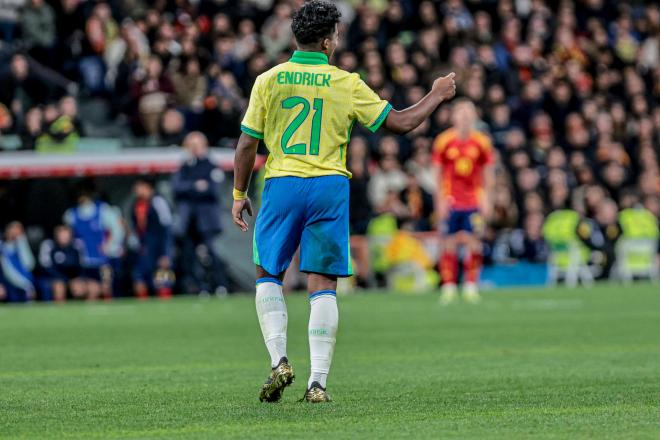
[
  {"x1": 256, "y1": 277, "x2": 283, "y2": 286},
  {"x1": 309, "y1": 289, "x2": 337, "y2": 300}
]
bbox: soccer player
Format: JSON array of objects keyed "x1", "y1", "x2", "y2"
[
  {"x1": 63, "y1": 182, "x2": 124, "y2": 300},
  {"x1": 232, "y1": 0, "x2": 456, "y2": 403},
  {"x1": 38, "y1": 225, "x2": 85, "y2": 302},
  {"x1": 432, "y1": 99, "x2": 494, "y2": 304},
  {"x1": 130, "y1": 178, "x2": 174, "y2": 299},
  {"x1": 0, "y1": 221, "x2": 36, "y2": 303}
]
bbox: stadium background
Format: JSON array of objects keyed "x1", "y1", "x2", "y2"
[{"x1": 0, "y1": 0, "x2": 659, "y2": 299}]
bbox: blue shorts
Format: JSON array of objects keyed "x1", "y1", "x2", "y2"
[
  {"x1": 444, "y1": 209, "x2": 484, "y2": 235},
  {"x1": 253, "y1": 175, "x2": 352, "y2": 277},
  {"x1": 82, "y1": 265, "x2": 112, "y2": 282}
]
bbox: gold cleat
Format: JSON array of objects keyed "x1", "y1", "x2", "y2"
[
  {"x1": 300, "y1": 381, "x2": 332, "y2": 403},
  {"x1": 259, "y1": 357, "x2": 295, "y2": 403}
]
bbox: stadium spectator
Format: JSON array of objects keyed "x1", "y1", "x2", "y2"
[
  {"x1": 59, "y1": 96, "x2": 84, "y2": 135},
  {"x1": 397, "y1": 171, "x2": 434, "y2": 231},
  {"x1": 509, "y1": 211, "x2": 549, "y2": 263},
  {"x1": 130, "y1": 55, "x2": 174, "y2": 136},
  {"x1": 584, "y1": 198, "x2": 622, "y2": 278},
  {"x1": 171, "y1": 57, "x2": 207, "y2": 124},
  {"x1": 38, "y1": 225, "x2": 85, "y2": 302},
  {"x1": 0, "y1": 102, "x2": 12, "y2": 135},
  {"x1": 158, "y1": 108, "x2": 186, "y2": 146},
  {"x1": 20, "y1": 0, "x2": 56, "y2": 65},
  {"x1": 348, "y1": 136, "x2": 373, "y2": 235},
  {"x1": 0, "y1": 0, "x2": 24, "y2": 42},
  {"x1": 63, "y1": 182, "x2": 124, "y2": 300},
  {"x1": 34, "y1": 100, "x2": 81, "y2": 153},
  {"x1": 260, "y1": 3, "x2": 293, "y2": 61},
  {"x1": 171, "y1": 131, "x2": 230, "y2": 294},
  {"x1": 129, "y1": 178, "x2": 174, "y2": 299},
  {"x1": 405, "y1": 140, "x2": 436, "y2": 196},
  {"x1": 0, "y1": 55, "x2": 49, "y2": 127},
  {"x1": 78, "y1": 2, "x2": 118, "y2": 94},
  {"x1": 0, "y1": 221, "x2": 35, "y2": 302},
  {"x1": 368, "y1": 155, "x2": 407, "y2": 213}
]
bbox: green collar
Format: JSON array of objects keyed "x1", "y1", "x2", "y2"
[{"x1": 289, "y1": 50, "x2": 329, "y2": 65}]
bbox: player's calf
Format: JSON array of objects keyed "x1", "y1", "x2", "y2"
[{"x1": 462, "y1": 248, "x2": 483, "y2": 303}]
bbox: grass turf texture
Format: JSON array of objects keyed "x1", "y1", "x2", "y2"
[{"x1": 1, "y1": 284, "x2": 659, "y2": 439}]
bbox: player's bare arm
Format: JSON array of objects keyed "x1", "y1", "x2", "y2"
[
  {"x1": 232, "y1": 133, "x2": 258, "y2": 232},
  {"x1": 384, "y1": 73, "x2": 457, "y2": 134}
]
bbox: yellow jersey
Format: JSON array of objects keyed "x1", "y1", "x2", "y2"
[{"x1": 241, "y1": 50, "x2": 391, "y2": 179}]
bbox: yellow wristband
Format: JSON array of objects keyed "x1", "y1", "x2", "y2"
[{"x1": 233, "y1": 188, "x2": 248, "y2": 201}]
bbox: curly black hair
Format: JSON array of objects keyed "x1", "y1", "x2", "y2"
[{"x1": 291, "y1": 0, "x2": 341, "y2": 46}]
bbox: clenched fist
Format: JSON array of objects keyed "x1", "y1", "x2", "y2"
[{"x1": 432, "y1": 72, "x2": 457, "y2": 101}]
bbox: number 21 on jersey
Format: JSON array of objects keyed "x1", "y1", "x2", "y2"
[{"x1": 280, "y1": 97, "x2": 323, "y2": 155}]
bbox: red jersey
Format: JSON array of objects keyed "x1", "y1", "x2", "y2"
[{"x1": 432, "y1": 128, "x2": 493, "y2": 210}]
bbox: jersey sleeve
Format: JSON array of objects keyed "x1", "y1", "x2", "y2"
[
  {"x1": 431, "y1": 133, "x2": 448, "y2": 166},
  {"x1": 477, "y1": 133, "x2": 494, "y2": 165},
  {"x1": 351, "y1": 76, "x2": 392, "y2": 133},
  {"x1": 241, "y1": 75, "x2": 267, "y2": 139}
]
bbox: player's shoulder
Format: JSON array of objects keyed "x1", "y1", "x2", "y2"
[
  {"x1": 341, "y1": 69, "x2": 371, "y2": 90},
  {"x1": 470, "y1": 130, "x2": 493, "y2": 151},
  {"x1": 339, "y1": 68, "x2": 362, "y2": 81},
  {"x1": 433, "y1": 128, "x2": 457, "y2": 151}
]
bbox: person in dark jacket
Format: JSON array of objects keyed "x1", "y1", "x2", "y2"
[
  {"x1": 38, "y1": 224, "x2": 85, "y2": 302},
  {"x1": 130, "y1": 178, "x2": 174, "y2": 299},
  {"x1": 171, "y1": 131, "x2": 230, "y2": 294},
  {"x1": 0, "y1": 54, "x2": 50, "y2": 124}
]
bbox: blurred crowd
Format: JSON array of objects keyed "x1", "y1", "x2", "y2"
[
  {"x1": 0, "y1": 132, "x2": 233, "y2": 302},
  {"x1": 0, "y1": 0, "x2": 659, "y2": 291}
]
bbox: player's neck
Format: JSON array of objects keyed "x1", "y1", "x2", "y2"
[
  {"x1": 296, "y1": 44, "x2": 329, "y2": 57},
  {"x1": 457, "y1": 128, "x2": 471, "y2": 139}
]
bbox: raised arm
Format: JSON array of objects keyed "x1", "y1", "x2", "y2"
[
  {"x1": 232, "y1": 133, "x2": 260, "y2": 231},
  {"x1": 384, "y1": 73, "x2": 456, "y2": 134}
]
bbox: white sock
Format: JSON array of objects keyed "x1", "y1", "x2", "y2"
[
  {"x1": 307, "y1": 291, "x2": 338, "y2": 389},
  {"x1": 255, "y1": 280, "x2": 287, "y2": 367}
]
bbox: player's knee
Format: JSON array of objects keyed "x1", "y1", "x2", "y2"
[
  {"x1": 307, "y1": 273, "x2": 337, "y2": 294},
  {"x1": 443, "y1": 238, "x2": 457, "y2": 253},
  {"x1": 466, "y1": 237, "x2": 482, "y2": 253},
  {"x1": 255, "y1": 265, "x2": 284, "y2": 281}
]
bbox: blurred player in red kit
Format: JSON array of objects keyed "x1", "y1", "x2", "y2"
[{"x1": 432, "y1": 99, "x2": 494, "y2": 304}]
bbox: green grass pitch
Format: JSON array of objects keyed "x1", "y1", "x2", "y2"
[{"x1": 1, "y1": 284, "x2": 659, "y2": 439}]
